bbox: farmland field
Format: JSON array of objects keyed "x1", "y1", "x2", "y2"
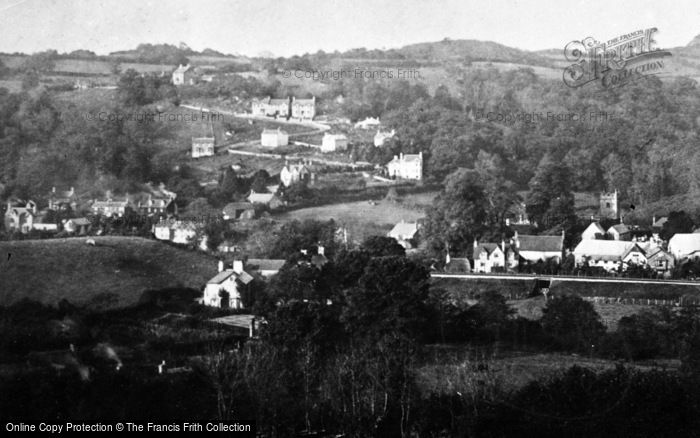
[{"x1": 0, "y1": 236, "x2": 217, "y2": 308}]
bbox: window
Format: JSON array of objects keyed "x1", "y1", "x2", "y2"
[{"x1": 606, "y1": 202, "x2": 611, "y2": 208}]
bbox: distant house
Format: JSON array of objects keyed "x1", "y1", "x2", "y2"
[
  {"x1": 260, "y1": 128, "x2": 289, "y2": 147},
  {"x1": 48, "y1": 187, "x2": 77, "y2": 211},
  {"x1": 321, "y1": 133, "x2": 348, "y2": 153},
  {"x1": 472, "y1": 240, "x2": 516, "y2": 273},
  {"x1": 291, "y1": 96, "x2": 316, "y2": 120},
  {"x1": 668, "y1": 234, "x2": 700, "y2": 262},
  {"x1": 247, "y1": 191, "x2": 283, "y2": 209},
  {"x1": 223, "y1": 202, "x2": 256, "y2": 220},
  {"x1": 444, "y1": 256, "x2": 471, "y2": 273},
  {"x1": 374, "y1": 129, "x2": 396, "y2": 147},
  {"x1": 252, "y1": 97, "x2": 290, "y2": 118},
  {"x1": 581, "y1": 222, "x2": 606, "y2": 240},
  {"x1": 137, "y1": 194, "x2": 176, "y2": 216},
  {"x1": 354, "y1": 117, "x2": 381, "y2": 130},
  {"x1": 652, "y1": 216, "x2": 668, "y2": 232},
  {"x1": 217, "y1": 240, "x2": 239, "y2": 253},
  {"x1": 4, "y1": 200, "x2": 36, "y2": 233},
  {"x1": 646, "y1": 247, "x2": 675, "y2": 275},
  {"x1": 203, "y1": 260, "x2": 255, "y2": 308},
  {"x1": 192, "y1": 136, "x2": 215, "y2": 158},
  {"x1": 608, "y1": 224, "x2": 631, "y2": 241},
  {"x1": 172, "y1": 64, "x2": 196, "y2": 86},
  {"x1": 387, "y1": 152, "x2": 423, "y2": 180},
  {"x1": 512, "y1": 232, "x2": 564, "y2": 263},
  {"x1": 388, "y1": 221, "x2": 418, "y2": 249},
  {"x1": 153, "y1": 220, "x2": 174, "y2": 241},
  {"x1": 246, "y1": 259, "x2": 286, "y2": 277},
  {"x1": 280, "y1": 162, "x2": 312, "y2": 187},
  {"x1": 64, "y1": 218, "x2": 91, "y2": 235},
  {"x1": 91, "y1": 197, "x2": 130, "y2": 217},
  {"x1": 573, "y1": 240, "x2": 647, "y2": 272}
]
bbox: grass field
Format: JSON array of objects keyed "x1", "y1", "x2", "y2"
[
  {"x1": 0, "y1": 237, "x2": 217, "y2": 308},
  {"x1": 276, "y1": 198, "x2": 427, "y2": 243}
]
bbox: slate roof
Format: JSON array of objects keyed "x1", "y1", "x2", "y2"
[
  {"x1": 517, "y1": 235, "x2": 563, "y2": 252},
  {"x1": 248, "y1": 192, "x2": 277, "y2": 204},
  {"x1": 669, "y1": 234, "x2": 700, "y2": 257},
  {"x1": 573, "y1": 240, "x2": 636, "y2": 261},
  {"x1": 246, "y1": 259, "x2": 286, "y2": 272},
  {"x1": 261, "y1": 128, "x2": 288, "y2": 135},
  {"x1": 388, "y1": 222, "x2": 418, "y2": 239},
  {"x1": 223, "y1": 202, "x2": 255, "y2": 217},
  {"x1": 68, "y1": 218, "x2": 91, "y2": 226},
  {"x1": 609, "y1": 224, "x2": 630, "y2": 234},
  {"x1": 472, "y1": 243, "x2": 502, "y2": 259},
  {"x1": 207, "y1": 269, "x2": 254, "y2": 285}
]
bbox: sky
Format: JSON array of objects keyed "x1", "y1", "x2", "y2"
[{"x1": 0, "y1": 0, "x2": 699, "y2": 57}]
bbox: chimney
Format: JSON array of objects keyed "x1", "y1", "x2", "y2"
[
  {"x1": 218, "y1": 260, "x2": 224, "y2": 273},
  {"x1": 652, "y1": 216, "x2": 656, "y2": 226},
  {"x1": 501, "y1": 239, "x2": 506, "y2": 252},
  {"x1": 233, "y1": 259, "x2": 244, "y2": 274},
  {"x1": 52, "y1": 186, "x2": 56, "y2": 193},
  {"x1": 473, "y1": 238, "x2": 478, "y2": 248},
  {"x1": 399, "y1": 153, "x2": 404, "y2": 160}
]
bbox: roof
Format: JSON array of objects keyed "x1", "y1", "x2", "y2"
[
  {"x1": 573, "y1": 240, "x2": 637, "y2": 261},
  {"x1": 609, "y1": 224, "x2": 630, "y2": 234},
  {"x1": 669, "y1": 234, "x2": 700, "y2": 256},
  {"x1": 388, "y1": 222, "x2": 418, "y2": 239},
  {"x1": 472, "y1": 243, "x2": 503, "y2": 259},
  {"x1": 621, "y1": 243, "x2": 646, "y2": 260},
  {"x1": 248, "y1": 192, "x2": 277, "y2": 204},
  {"x1": 311, "y1": 254, "x2": 328, "y2": 268},
  {"x1": 223, "y1": 202, "x2": 255, "y2": 216},
  {"x1": 445, "y1": 257, "x2": 471, "y2": 272},
  {"x1": 247, "y1": 259, "x2": 286, "y2": 272},
  {"x1": 293, "y1": 97, "x2": 315, "y2": 105},
  {"x1": 174, "y1": 64, "x2": 192, "y2": 73},
  {"x1": 647, "y1": 247, "x2": 673, "y2": 260},
  {"x1": 516, "y1": 234, "x2": 563, "y2": 252},
  {"x1": 261, "y1": 128, "x2": 288, "y2": 135},
  {"x1": 207, "y1": 269, "x2": 254, "y2": 285},
  {"x1": 269, "y1": 98, "x2": 289, "y2": 105},
  {"x1": 68, "y1": 218, "x2": 91, "y2": 226},
  {"x1": 92, "y1": 200, "x2": 128, "y2": 208},
  {"x1": 390, "y1": 154, "x2": 422, "y2": 164},
  {"x1": 652, "y1": 217, "x2": 668, "y2": 228},
  {"x1": 324, "y1": 133, "x2": 348, "y2": 140},
  {"x1": 582, "y1": 222, "x2": 605, "y2": 236}
]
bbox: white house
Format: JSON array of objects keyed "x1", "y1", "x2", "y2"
[
  {"x1": 247, "y1": 191, "x2": 283, "y2": 209},
  {"x1": 4, "y1": 200, "x2": 36, "y2": 233},
  {"x1": 64, "y1": 218, "x2": 91, "y2": 234},
  {"x1": 321, "y1": 133, "x2": 348, "y2": 152},
  {"x1": 387, "y1": 152, "x2": 423, "y2": 180},
  {"x1": 573, "y1": 240, "x2": 647, "y2": 272},
  {"x1": 203, "y1": 260, "x2": 254, "y2": 309},
  {"x1": 252, "y1": 97, "x2": 290, "y2": 118},
  {"x1": 472, "y1": 240, "x2": 516, "y2": 273},
  {"x1": 280, "y1": 162, "x2": 312, "y2": 187},
  {"x1": 581, "y1": 222, "x2": 606, "y2": 240},
  {"x1": 374, "y1": 129, "x2": 395, "y2": 147},
  {"x1": 387, "y1": 220, "x2": 418, "y2": 249},
  {"x1": 91, "y1": 198, "x2": 130, "y2": 217},
  {"x1": 260, "y1": 128, "x2": 289, "y2": 147},
  {"x1": 354, "y1": 117, "x2": 381, "y2": 130},
  {"x1": 172, "y1": 64, "x2": 196, "y2": 86},
  {"x1": 668, "y1": 234, "x2": 700, "y2": 262},
  {"x1": 192, "y1": 136, "x2": 215, "y2": 158},
  {"x1": 291, "y1": 96, "x2": 316, "y2": 120}
]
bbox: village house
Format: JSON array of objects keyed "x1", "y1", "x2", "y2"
[
  {"x1": 280, "y1": 162, "x2": 312, "y2": 187},
  {"x1": 260, "y1": 128, "x2": 289, "y2": 147},
  {"x1": 247, "y1": 191, "x2": 283, "y2": 209},
  {"x1": 573, "y1": 240, "x2": 648, "y2": 272},
  {"x1": 4, "y1": 200, "x2": 37, "y2": 233},
  {"x1": 646, "y1": 247, "x2": 675, "y2": 275},
  {"x1": 291, "y1": 96, "x2": 316, "y2": 120},
  {"x1": 608, "y1": 223, "x2": 631, "y2": 241},
  {"x1": 321, "y1": 133, "x2": 348, "y2": 153},
  {"x1": 444, "y1": 255, "x2": 471, "y2": 273},
  {"x1": 172, "y1": 64, "x2": 196, "y2": 86},
  {"x1": 191, "y1": 136, "x2": 215, "y2": 158},
  {"x1": 668, "y1": 234, "x2": 700, "y2": 262},
  {"x1": 581, "y1": 222, "x2": 606, "y2": 240},
  {"x1": 64, "y1": 218, "x2": 91, "y2": 235},
  {"x1": 374, "y1": 129, "x2": 396, "y2": 147},
  {"x1": 512, "y1": 231, "x2": 564, "y2": 263},
  {"x1": 222, "y1": 202, "x2": 256, "y2": 221},
  {"x1": 472, "y1": 240, "x2": 517, "y2": 273},
  {"x1": 252, "y1": 97, "x2": 291, "y2": 118},
  {"x1": 91, "y1": 195, "x2": 131, "y2": 217},
  {"x1": 32, "y1": 218, "x2": 59, "y2": 232},
  {"x1": 387, "y1": 220, "x2": 419, "y2": 249},
  {"x1": 387, "y1": 152, "x2": 423, "y2": 180},
  {"x1": 354, "y1": 117, "x2": 381, "y2": 130},
  {"x1": 48, "y1": 187, "x2": 77, "y2": 211},
  {"x1": 203, "y1": 260, "x2": 254, "y2": 309}
]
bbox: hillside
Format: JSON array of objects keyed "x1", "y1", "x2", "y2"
[
  {"x1": 396, "y1": 39, "x2": 552, "y2": 66},
  {"x1": 0, "y1": 237, "x2": 217, "y2": 308}
]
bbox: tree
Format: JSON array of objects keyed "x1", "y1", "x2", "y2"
[
  {"x1": 361, "y1": 236, "x2": 406, "y2": 258},
  {"x1": 660, "y1": 211, "x2": 695, "y2": 241},
  {"x1": 540, "y1": 295, "x2": 605, "y2": 353},
  {"x1": 424, "y1": 168, "x2": 488, "y2": 255},
  {"x1": 525, "y1": 154, "x2": 576, "y2": 230}
]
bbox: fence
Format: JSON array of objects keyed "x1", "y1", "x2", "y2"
[{"x1": 581, "y1": 296, "x2": 700, "y2": 307}]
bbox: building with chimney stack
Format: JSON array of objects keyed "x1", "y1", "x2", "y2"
[{"x1": 386, "y1": 152, "x2": 423, "y2": 180}]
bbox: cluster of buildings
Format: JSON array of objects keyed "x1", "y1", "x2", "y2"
[
  {"x1": 252, "y1": 96, "x2": 316, "y2": 121},
  {"x1": 470, "y1": 232, "x2": 565, "y2": 273}
]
